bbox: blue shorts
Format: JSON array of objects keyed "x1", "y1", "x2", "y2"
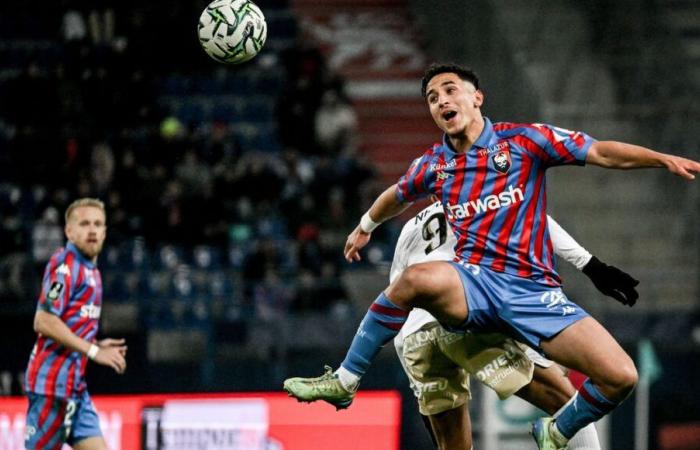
[
  {"x1": 447, "y1": 261, "x2": 589, "y2": 350},
  {"x1": 25, "y1": 390, "x2": 102, "y2": 450}
]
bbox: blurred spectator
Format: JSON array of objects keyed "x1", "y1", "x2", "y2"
[
  {"x1": 91, "y1": 141, "x2": 115, "y2": 194},
  {"x1": 314, "y1": 87, "x2": 358, "y2": 157},
  {"x1": 88, "y1": 2, "x2": 115, "y2": 46},
  {"x1": 0, "y1": 3, "x2": 383, "y2": 372},
  {"x1": 175, "y1": 149, "x2": 212, "y2": 198},
  {"x1": 30, "y1": 207, "x2": 63, "y2": 264},
  {"x1": 62, "y1": 7, "x2": 87, "y2": 42},
  {"x1": 254, "y1": 270, "x2": 294, "y2": 320}
]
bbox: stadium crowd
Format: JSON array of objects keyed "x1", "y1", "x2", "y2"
[{"x1": 0, "y1": 0, "x2": 379, "y2": 324}]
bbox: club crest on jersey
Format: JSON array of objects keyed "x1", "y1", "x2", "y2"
[
  {"x1": 47, "y1": 281, "x2": 64, "y2": 302},
  {"x1": 491, "y1": 150, "x2": 511, "y2": 174}
]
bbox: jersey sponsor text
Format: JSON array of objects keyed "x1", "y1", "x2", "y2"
[{"x1": 446, "y1": 184, "x2": 524, "y2": 220}]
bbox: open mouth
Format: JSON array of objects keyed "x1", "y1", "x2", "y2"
[{"x1": 442, "y1": 111, "x2": 457, "y2": 122}]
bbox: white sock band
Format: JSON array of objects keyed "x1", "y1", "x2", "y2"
[{"x1": 335, "y1": 366, "x2": 360, "y2": 392}]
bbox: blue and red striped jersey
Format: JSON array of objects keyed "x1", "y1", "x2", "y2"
[
  {"x1": 396, "y1": 117, "x2": 595, "y2": 285},
  {"x1": 25, "y1": 241, "x2": 103, "y2": 398}
]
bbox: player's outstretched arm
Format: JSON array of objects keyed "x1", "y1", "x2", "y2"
[
  {"x1": 587, "y1": 141, "x2": 700, "y2": 180},
  {"x1": 344, "y1": 183, "x2": 411, "y2": 262},
  {"x1": 547, "y1": 216, "x2": 639, "y2": 306},
  {"x1": 34, "y1": 310, "x2": 127, "y2": 374}
]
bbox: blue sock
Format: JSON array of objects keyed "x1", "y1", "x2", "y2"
[
  {"x1": 555, "y1": 379, "x2": 618, "y2": 439},
  {"x1": 341, "y1": 293, "x2": 408, "y2": 376}
]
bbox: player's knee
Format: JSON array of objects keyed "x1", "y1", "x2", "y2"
[
  {"x1": 606, "y1": 362, "x2": 638, "y2": 398},
  {"x1": 617, "y1": 363, "x2": 638, "y2": 394},
  {"x1": 399, "y1": 264, "x2": 434, "y2": 296}
]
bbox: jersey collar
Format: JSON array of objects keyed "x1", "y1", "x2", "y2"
[
  {"x1": 66, "y1": 241, "x2": 96, "y2": 269},
  {"x1": 441, "y1": 117, "x2": 497, "y2": 157},
  {"x1": 471, "y1": 117, "x2": 497, "y2": 150}
]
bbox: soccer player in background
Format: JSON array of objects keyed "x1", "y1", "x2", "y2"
[
  {"x1": 24, "y1": 198, "x2": 127, "y2": 450},
  {"x1": 284, "y1": 63, "x2": 700, "y2": 450},
  {"x1": 392, "y1": 201, "x2": 638, "y2": 449}
]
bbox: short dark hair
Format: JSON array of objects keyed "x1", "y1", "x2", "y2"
[{"x1": 421, "y1": 63, "x2": 480, "y2": 97}]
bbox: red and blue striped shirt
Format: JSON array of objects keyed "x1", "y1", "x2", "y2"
[
  {"x1": 25, "y1": 241, "x2": 103, "y2": 398},
  {"x1": 396, "y1": 117, "x2": 594, "y2": 285}
]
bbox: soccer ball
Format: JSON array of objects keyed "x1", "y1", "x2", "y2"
[{"x1": 198, "y1": 0, "x2": 267, "y2": 64}]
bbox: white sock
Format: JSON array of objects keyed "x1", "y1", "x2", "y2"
[
  {"x1": 566, "y1": 423, "x2": 601, "y2": 450},
  {"x1": 554, "y1": 397, "x2": 601, "y2": 450},
  {"x1": 334, "y1": 366, "x2": 360, "y2": 392}
]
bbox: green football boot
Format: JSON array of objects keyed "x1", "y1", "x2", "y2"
[
  {"x1": 532, "y1": 417, "x2": 569, "y2": 450},
  {"x1": 283, "y1": 365, "x2": 356, "y2": 410}
]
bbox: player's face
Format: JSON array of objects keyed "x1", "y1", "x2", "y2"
[
  {"x1": 425, "y1": 73, "x2": 483, "y2": 137},
  {"x1": 65, "y1": 206, "x2": 107, "y2": 261}
]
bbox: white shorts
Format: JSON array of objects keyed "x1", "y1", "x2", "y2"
[{"x1": 395, "y1": 322, "x2": 552, "y2": 415}]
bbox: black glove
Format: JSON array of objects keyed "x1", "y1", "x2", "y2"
[{"x1": 582, "y1": 256, "x2": 640, "y2": 306}]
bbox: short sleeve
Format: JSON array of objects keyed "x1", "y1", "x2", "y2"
[
  {"x1": 396, "y1": 153, "x2": 434, "y2": 203},
  {"x1": 531, "y1": 123, "x2": 596, "y2": 167},
  {"x1": 37, "y1": 255, "x2": 74, "y2": 316}
]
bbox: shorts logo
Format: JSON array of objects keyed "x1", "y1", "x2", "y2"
[
  {"x1": 475, "y1": 345, "x2": 525, "y2": 388},
  {"x1": 541, "y1": 291, "x2": 574, "y2": 315},
  {"x1": 417, "y1": 380, "x2": 448, "y2": 393},
  {"x1": 562, "y1": 306, "x2": 576, "y2": 316},
  {"x1": 491, "y1": 150, "x2": 511, "y2": 174},
  {"x1": 47, "y1": 281, "x2": 64, "y2": 302}
]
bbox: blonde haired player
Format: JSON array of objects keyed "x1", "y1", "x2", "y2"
[{"x1": 25, "y1": 198, "x2": 127, "y2": 450}]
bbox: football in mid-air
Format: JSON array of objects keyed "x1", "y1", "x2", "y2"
[{"x1": 198, "y1": 0, "x2": 267, "y2": 64}]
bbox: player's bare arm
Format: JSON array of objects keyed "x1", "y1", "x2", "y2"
[
  {"x1": 587, "y1": 140, "x2": 700, "y2": 180},
  {"x1": 344, "y1": 183, "x2": 411, "y2": 262},
  {"x1": 34, "y1": 310, "x2": 127, "y2": 374}
]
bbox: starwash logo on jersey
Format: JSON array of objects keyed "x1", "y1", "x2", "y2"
[
  {"x1": 80, "y1": 304, "x2": 102, "y2": 319},
  {"x1": 445, "y1": 184, "x2": 524, "y2": 220}
]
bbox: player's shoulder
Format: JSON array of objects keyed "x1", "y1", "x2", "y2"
[
  {"x1": 493, "y1": 121, "x2": 542, "y2": 137},
  {"x1": 45, "y1": 246, "x2": 77, "y2": 275},
  {"x1": 493, "y1": 121, "x2": 556, "y2": 148},
  {"x1": 417, "y1": 142, "x2": 447, "y2": 160}
]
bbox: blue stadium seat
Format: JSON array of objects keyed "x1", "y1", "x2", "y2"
[
  {"x1": 176, "y1": 99, "x2": 205, "y2": 124},
  {"x1": 163, "y1": 74, "x2": 192, "y2": 95},
  {"x1": 224, "y1": 74, "x2": 254, "y2": 95},
  {"x1": 211, "y1": 100, "x2": 238, "y2": 122},
  {"x1": 240, "y1": 96, "x2": 273, "y2": 122}
]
